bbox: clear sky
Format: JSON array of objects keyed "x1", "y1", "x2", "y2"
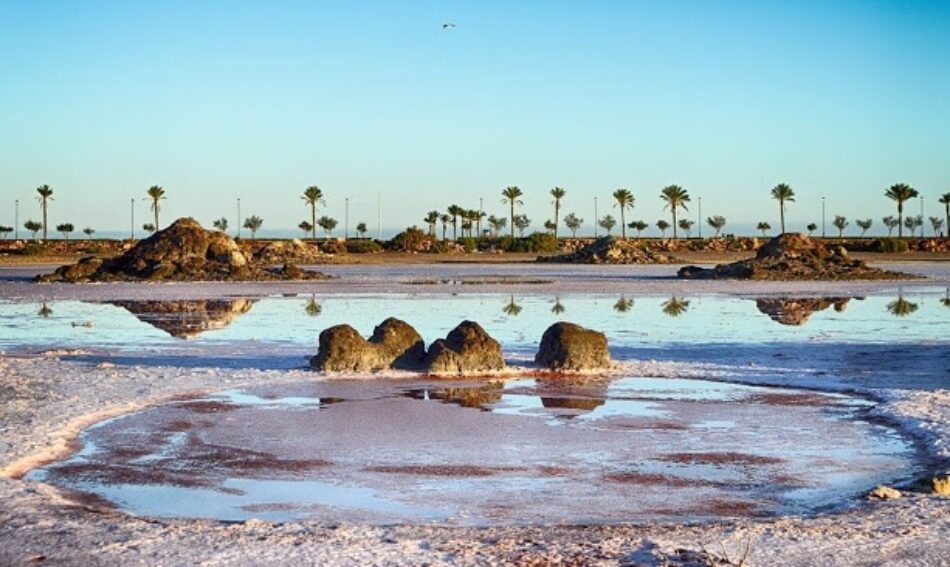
[{"x1": 1, "y1": 0, "x2": 949, "y2": 237}]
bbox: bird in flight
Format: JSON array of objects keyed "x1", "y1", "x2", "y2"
[{"x1": 442, "y1": 23, "x2": 455, "y2": 29}]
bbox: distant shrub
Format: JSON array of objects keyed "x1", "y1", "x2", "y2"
[
  {"x1": 430, "y1": 240, "x2": 453, "y2": 254},
  {"x1": 20, "y1": 242, "x2": 51, "y2": 256},
  {"x1": 457, "y1": 237, "x2": 478, "y2": 253},
  {"x1": 345, "y1": 239, "x2": 382, "y2": 254},
  {"x1": 389, "y1": 226, "x2": 431, "y2": 252},
  {"x1": 498, "y1": 233, "x2": 559, "y2": 253},
  {"x1": 874, "y1": 238, "x2": 908, "y2": 254},
  {"x1": 321, "y1": 240, "x2": 348, "y2": 255}
]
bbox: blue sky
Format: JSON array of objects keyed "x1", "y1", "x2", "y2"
[{"x1": 1, "y1": 0, "x2": 948, "y2": 237}]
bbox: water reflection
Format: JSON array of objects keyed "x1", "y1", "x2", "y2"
[
  {"x1": 37, "y1": 303, "x2": 53, "y2": 318},
  {"x1": 304, "y1": 296, "x2": 322, "y2": 317},
  {"x1": 614, "y1": 296, "x2": 634, "y2": 313},
  {"x1": 755, "y1": 297, "x2": 852, "y2": 326},
  {"x1": 503, "y1": 295, "x2": 522, "y2": 316},
  {"x1": 886, "y1": 295, "x2": 918, "y2": 317},
  {"x1": 550, "y1": 297, "x2": 566, "y2": 315},
  {"x1": 942, "y1": 288, "x2": 950, "y2": 308},
  {"x1": 108, "y1": 299, "x2": 256, "y2": 338},
  {"x1": 661, "y1": 297, "x2": 690, "y2": 318}
]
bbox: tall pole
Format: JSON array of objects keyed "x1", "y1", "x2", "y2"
[
  {"x1": 376, "y1": 190, "x2": 381, "y2": 240},
  {"x1": 920, "y1": 195, "x2": 925, "y2": 237},
  {"x1": 821, "y1": 196, "x2": 826, "y2": 238},
  {"x1": 237, "y1": 198, "x2": 242, "y2": 238},
  {"x1": 130, "y1": 198, "x2": 134, "y2": 239},
  {"x1": 479, "y1": 197, "x2": 483, "y2": 237},
  {"x1": 14, "y1": 199, "x2": 19, "y2": 240},
  {"x1": 344, "y1": 197, "x2": 350, "y2": 240},
  {"x1": 594, "y1": 197, "x2": 598, "y2": 237},
  {"x1": 698, "y1": 196, "x2": 703, "y2": 239}
]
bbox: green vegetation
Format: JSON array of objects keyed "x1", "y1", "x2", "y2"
[
  {"x1": 24, "y1": 220, "x2": 42, "y2": 239},
  {"x1": 770, "y1": 183, "x2": 795, "y2": 233},
  {"x1": 298, "y1": 220, "x2": 313, "y2": 236},
  {"x1": 424, "y1": 210, "x2": 439, "y2": 237},
  {"x1": 856, "y1": 218, "x2": 873, "y2": 237},
  {"x1": 629, "y1": 219, "x2": 649, "y2": 238},
  {"x1": 36, "y1": 185, "x2": 54, "y2": 241},
  {"x1": 301, "y1": 186, "x2": 325, "y2": 241},
  {"x1": 346, "y1": 239, "x2": 383, "y2": 254},
  {"x1": 806, "y1": 222, "x2": 818, "y2": 235},
  {"x1": 833, "y1": 215, "x2": 849, "y2": 238},
  {"x1": 212, "y1": 217, "x2": 229, "y2": 232},
  {"x1": 612, "y1": 188, "x2": 634, "y2": 238},
  {"x1": 940, "y1": 193, "x2": 950, "y2": 235},
  {"x1": 884, "y1": 183, "x2": 918, "y2": 238},
  {"x1": 660, "y1": 185, "x2": 690, "y2": 239},
  {"x1": 317, "y1": 215, "x2": 337, "y2": 237},
  {"x1": 356, "y1": 221, "x2": 368, "y2": 238},
  {"x1": 707, "y1": 215, "x2": 727, "y2": 237},
  {"x1": 678, "y1": 218, "x2": 695, "y2": 238},
  {"x1": 874, "y1": 238, "x2": 908, "y2": 254},
  {"x1": 82, "y1": 227, "x2": 95, "y2": 239},
  {"x1": 756, "y1": 221, "x2": 771, "y2": 236},
  {"x1": 501, "y1": 186, "x2": 524, "y2": 239},
  {"x1": 0, "y1": 226, "x2": 13, "y2": 239},
  {"x1": 598, "y1": 214, "x2": 616, "y2": 235},
  {"x1": 550, "y1": 187, "x2": 566, "y2": 240},
  {"x1": 55, "y1": 223, "x2": 75, "y2": 240},
  {"x1": 142, "y1": 223, "x2": 156, "y2": 233},
  {"x1": 146, "y1": 185, "x2": 165, "y2": 231},
  {"x1": 243, "y1": 215, "x2": 263, "y2": 238},
  {"x1": 882, "y1": 215, "x2": 899, "y2": 236},
  {"x1": 563, "y1": 213, "x2": 583, "y2": 237},
  {"x1": 656, "y1": 219, "x2": 670, "y2": 237},
  {"x1": 512, "y1": 214, "x2": 531, "y2": 237}
]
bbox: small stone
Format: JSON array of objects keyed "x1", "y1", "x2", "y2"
[
  {"x1": 868, "y1": 485, "x2": 902, "y2": 500},
  {"x1": 932, "y1": 473, "x2": 950, "y2": 495}
]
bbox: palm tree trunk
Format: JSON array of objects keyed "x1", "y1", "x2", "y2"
[
  {"x1": 672, "y1": 208, "x2": 678, "y2": 239},
  {"x1": 41, "y1": 201, "x2": 48, "y2": 241},
  {"x1": 620, "y1": 208, "x2": 626, "y2": 239},
  {"x1": 510, "y1": 201, "x2": 515, "y2": 239},
  {"x1": 780, "y1": 201, "x2": 785, "y2": 233},
  {"x1": 311, "y1": 204, "x2": 316, "y2": 241},
  {"x1": 554, "y1": 202, "x2": 560, "y2": 240},
  {"x1": 153, "y1": 201, "x2": 159, "y2": 232},
  {"x1": 452, "y1": 218, "x2": 457, "y2": 241},
  {"x1": 898, "y1": 203, "x2": 903, "y2": 238}
]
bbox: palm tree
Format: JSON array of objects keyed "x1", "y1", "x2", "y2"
[
  {"x1": 611, "y1": 188, "x2": 634, "y2": 239},
  {"x1": 447, "y1": 205, "x2": 464, "y2": 240},
  {"x1": 598, "y1": 215, "x2": 616, "y2": 235},
  {"x1": 770, "y1": 183, "x2": 795, "y2": 233},
  {"x1": 424, "y1": 210, "x2": 440, "y2": 237},
  {"x1": 939, "y1": 193, "x2": 950, "y2": 235},
  {"x1": 904, "y1": 215, "x2": 922, "y2": 237},
  {"x1": 629, "y1": 220, "x2": 649, "y2": 238},
  {"x1": 142, "y1": 223, "x2": 156, "y2": 233},
  {"x1": 356, "y1": 222, "x2": 368, "y2": 239},
  {"x1": 146, "y1": 185, "x2": 165, "y2": 231},
  {"x1": 884, "y1": 183, "x2": 919, "y2": 238},
  {"x1": 929, "y1": 216, "x2": 944, "y2": 236},
  {"x1": 0, "y1": 226, "x2": 12, "y2": 239},
  {"x1": 243, "y1": 215, "x2": 263, "y2": 239},
  {"x1": 563, "y1": 213, "x2": 582, "y2": 237},
  {"x1": 756, "y1": 221, "x2": 771, "y2": 237},
  {"x1": 24, "y1": 220, "x2": 42, "y2": 240},
  {"x1": 438, "y1": 214, "x2": 451, "y2": 241},
  {"x1": 513, "y1": 214, "x2": 531, "y2": 237},
  {"x1": 317, "y1": 216, "x2": 338, "y2": 237},
  {"x1": 56, "y1": 223, "x2": 74, "y2": 240},
  {"x1": 212, "y1": 217, "x2": 229, "y2": 232},
  {"x1": 661, "y1": 297, "x2": 690, "y2": 317},
  {"x1": 882, "y1": 215, "x2": 899, "y2": 237},
  {"x1": 475, "y1": 210, "x2": 486, "y2": 238},
  {"x1": 678, "y1": 219, "x2": 695, "y2": 238},
  {"x1": 856, "y1": 218, "x2": 873, "y2": 237},
  {"x1": 707, "y1": 215, "x2": 727, "y2": 237},
  {"x1": 488, "y1": 215, "x2": 506, "y2": 237},
  {"x1": 301, "y1": 186, "x2": 325, "y2": 241},
  {"x1": 299, "y1": 220, "x2": 314, "y2": 237},
  {"x1": 35, "y1": 185, "x2": 54, "y2": 241},
  {"x1": 833, "y1": 215, "x2": 848, "y2": 238},
  {"x1": 656, "y1": 219, "x2": 670, "y2": 238},
  {"x1": 806, "y1": 223, "x2": 818, "y2": 235},
  {"x1": 543, "y1": 219, "x2": 557, "y2": 234},
  {"x1": 82, "y1": 227, "x2": 95, "y2": 239},
  {"x1": 550, "y1": 187, "x2": 566, "y2": 240},
  {"x1": 660, "y1": 185, "x2": 690, "y2": 238},
  {"x1": 501, "y1": 186, "x2": 524, "y2": 239}
]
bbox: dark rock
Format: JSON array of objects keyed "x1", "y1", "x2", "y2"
[
  {"x1": 310, "y1": 318, "x2": 425, "y2": 372},
  {"x1": 678, "y1": 233, "x2": 919, "y2": 281},
  {"x1": 538, "y1": 236, "x2": 678, "y2": 264},
  {"x1": 37, "y1": 218, "x2": 331, "y2": 282},
  {"x1": 424, "y1": 321, "x2": 505, "y2": 374},
  {"x1": 535, "y1": 322, "x2": 611, "y2": 371}
]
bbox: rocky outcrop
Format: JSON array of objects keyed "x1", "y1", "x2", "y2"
[
  {"x1": 109, "y1": 299, "x2": 255, "y2": 338},
  {"x1": 933, "y1": 473, "x2": 950, "y2": 495},
  {"x1": 310, "y1": 318, "x2": 425, "y2": 372},
  {"x1": 538, "y1": 236, "x2": 678, "y2": 264},
  {"x1": 754, "y1": 297, "x2": 852, "y2": 326},
  {"x1": 535, "y1": 322, "x2": 611, "y2": 371},
  {"x1": 37, "y1": 218, "x2": 330, "y2": 282},
  {"x1": 424, "y1": 321, "x2": 506, "y2": 374},
  {"x1": 678, "y1": 233, "x2": 918, "y2": 281}
]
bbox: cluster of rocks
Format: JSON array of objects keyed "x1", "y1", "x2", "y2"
[
  {"x1": 37, "y1": 218, "x2": 330, "y2": 282},
  {"x1": 755, "y1": 297, "x2": 853, "y2": 326},
  {"x1": 254, "y1": 239, "x2": 324, "y2": 265},
  {"x1": 678, "y1": 233, "x2": 918, "y2": 281},
  {"x1": 311, "y1": 320, "x2": 611, "y2": 374},
  {"x1": 538, "y1": 236, "x2": 678, "y2": 264}
]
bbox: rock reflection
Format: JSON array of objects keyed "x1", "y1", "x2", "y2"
[
  {"x1": 661, "y1": 297, "x2": 690, "y2": 318},
  {"x1": 755, "y1": 297, "x2": 852, "y2": 326},
  {"x1": 404, "y1": 382, "x2": 504, "y2": 409},
  {"x1": 109, "y1": 299, "x2": 256, "y2": 338}
]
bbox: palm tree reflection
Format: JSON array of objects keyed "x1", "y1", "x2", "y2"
[
  {"x1": 503, "y1": 295, "x2": 522, "y2": 317},
  {"x1": 304, "y1": 296, "x2": 322, "y2": 317},
  {"x1": 661, "y1": 297, "x2": 690, "y2": 318},
  {"x1": 614, "y1": 296, "x2": 634, "y2": 313},
  {"x1": 37, "y1": 303, "x2": 53, "y2": 318},
  {"x1": 551, "y1": 296, "x2": 566, "y2": 315},
  {"x1": 886, "y1": 294, "x2": 918, "y2": 317}
]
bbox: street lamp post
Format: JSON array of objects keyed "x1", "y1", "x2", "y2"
[
  {"x1": 130, "y1": 198, "x2": 135, "y2": 239},
  {"x1": 344, "y1": 197, "x2": 350, "y2": 240},
  {"x1": 14, "y1": 199, "x2": 19, "y2": 240},
  {"x1": 594, "y1": 197, "x2": 598, "y2": 237},
  {"x1": 698, "y1": 196, "x2": 703, "y2": 239},
  {"x1": 237, "y1": 198, "x2": 241, "y2": 238},
  {"x1": 821, "y1": 197, "x2": 826, "y2": 238}
]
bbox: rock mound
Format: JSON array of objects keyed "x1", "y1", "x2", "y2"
[
  {"x1": 755, "y1": 297, "x2": 852, "y2": 326},
  {"x1": 37, "y1": 218, "x2": 330, "y2": 282},
  {"x1": 310, "y1": 318, "x2": 426, "y2": 372},
  {"x1": 678, "y1": 233, "x2": 918, "y2": 281},
  {"x1": 424, "y1": 321, "x2": 506, "y2": 374},
  {"x1": 256, "y1": 239, "x2": 323, "y2": 265},
  {"x1": 538, "y1": 236, "x2": 677, "y2": 264},
  {"x1": 535, "y1": 322, "x2": 611, "y2": 371}
]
